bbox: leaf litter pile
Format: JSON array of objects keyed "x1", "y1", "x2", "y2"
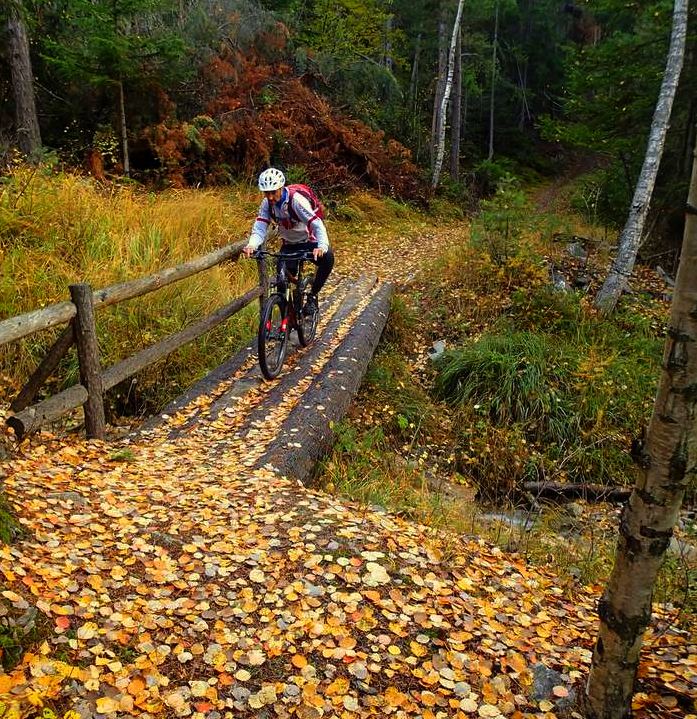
[{"x1": 1, "y1": 223, "x2": 695, "y2": 719}]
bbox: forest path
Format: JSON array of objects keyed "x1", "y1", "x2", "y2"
[
  {"x1": 1, "y1": 218, "x2": 694, "y2": 719},
  {"x1": 529, "y1": 154, "x2": 604, "y2": 213}
]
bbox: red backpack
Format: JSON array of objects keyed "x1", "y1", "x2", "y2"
[{"x1": 269, "y1": 183, "x2": 325, "y2": 224}]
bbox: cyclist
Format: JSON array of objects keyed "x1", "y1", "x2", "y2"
[{"x1": 243, "y1": 168, "x2": 334, "y2": 315}]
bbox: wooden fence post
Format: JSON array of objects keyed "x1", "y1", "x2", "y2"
[
  {"x1": 69, "y1": 284, "x2": 106, "y2": 439},
  {"x1": 257, "y1": 253, "x2": 268, "y2": 320}
]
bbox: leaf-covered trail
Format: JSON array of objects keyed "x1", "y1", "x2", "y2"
[{"x1": 1, "y1": 222, "x2": 695, "y2": 718}]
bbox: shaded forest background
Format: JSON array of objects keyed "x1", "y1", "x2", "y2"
[{"x1": 1, "y1": 0, "x2": 697, "y2": 257}]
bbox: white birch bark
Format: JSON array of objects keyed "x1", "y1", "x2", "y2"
[
  {"x1": 383, "y1": 15, "x2": 394, "y2": 71},
  {"x1": 431, "y1": 0, "x2": 466, "y2": 188},
  {"x1": 450, "y1": 29, "x2": 462, "y2": 181},
  {"x1": 409, "y1": 32, "x2": 422, "y2": 104},
  {"x1": 595, "y1": 0, "x2": 688, "y2": 314},
  {"x1": 430, "y1": 9, "x2": 448, "y2": 165},
  {"x1": 585, "y1": 130, "x2": 697, "y2": 719}
]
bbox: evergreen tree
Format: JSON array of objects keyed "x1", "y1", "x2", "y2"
[{"x1": 42, "y1": 0, "x2": 189, "y2": 173}]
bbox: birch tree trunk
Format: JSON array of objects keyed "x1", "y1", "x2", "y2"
[
  {"x1": 7, "y1": 0, "x2": 41, "y2": 158},
  {"x1": 594, "y1": 0, "x2": 688, "y2": 314},
  {"x1": 430, "y1": 8, "x2": 448, "y2": 166},
  {"x1": 487, "y1": 1, "x2": 499, "y2": 162},
  {"x1": 450, "y1": 29, "x2": 462, "y2": 182},
  {"x1": 585, "y1": 133, "x2": 697, "y2": 719},
  {"x1": 410, "y1": 31, "x2": 422, "y2": 160},
  {"x1": 462, "y1": 84, "x2": 469, "y2": 143},
  {"x1": 431, "y1": 0, "x2": 466, "y2": 188}
]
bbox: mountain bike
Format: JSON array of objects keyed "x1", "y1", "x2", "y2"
[{"x1": 252, "y1": 249, "x2": 320, "y2": 380}]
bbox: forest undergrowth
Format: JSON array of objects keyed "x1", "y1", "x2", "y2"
[
  {"x1": 318, "y1": 176, "x2": 697, "y2": 625},
  {"x1": 0, "y1": 165, "x2": 694, "y2": 625}
]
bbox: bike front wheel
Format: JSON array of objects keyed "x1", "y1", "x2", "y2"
[
  {"x1": 258, "y1": 294, "x2": 289, "y2": 380},
  {"x1": 297, "y1": 277, "x2": 319, "y2": 347}
]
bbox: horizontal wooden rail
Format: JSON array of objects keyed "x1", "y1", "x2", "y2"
[
  {"x1": 101, "y1": 285, "x2": 261, "y2": 389},
  {"x1": 7, "y1": 285, "x2": 262, "y2": 438},
  {"x1": 0, "y1": 241, "x2": 246, "y2": 346}
]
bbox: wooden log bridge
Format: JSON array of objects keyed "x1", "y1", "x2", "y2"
[
  {"x1": 2, "y1": 240, "x2": 394, "y2": 487},
  {"x1": 137, "y1": 274, "x2": 393, "y2": 485},
  {"x1": 1, "y1": 240, "x2": 265, "y2": 438}
]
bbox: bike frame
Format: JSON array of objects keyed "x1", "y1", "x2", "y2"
[
  {"x1": 262, "y1": 250, "x2": 314, "y2": 329},
  {"x1": 253, "y1": 249, "x2": 319, "y2": 379}
]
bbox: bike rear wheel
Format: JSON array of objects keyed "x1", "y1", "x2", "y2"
[
  {"x1": 258, "y1": 294, "x2": 289, "y2": 380},
  {"x1": 297, "y1": 276, "x2": 319, "y2": 347}
]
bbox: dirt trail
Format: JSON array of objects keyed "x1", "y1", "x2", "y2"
[{"x1": 1, "y1": 218, "x2": 693, "y2": 719}]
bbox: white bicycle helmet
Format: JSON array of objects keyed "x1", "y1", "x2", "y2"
[{"x1": 258, "y1": 168, "x2": 285, "y2": 191}]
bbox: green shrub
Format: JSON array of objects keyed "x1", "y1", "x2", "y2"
[
  {"x1": 434, "y1": 331, "x2": 575, "y2": 444},
  {"x1": 569, "y1": 164, "x2": 629, "y2": 228},
  {"x1": 433, "y1": 279, "x2": 663, "y2": 490},
  {"x1": 470, "y1": 175, "x2": 529, "y2": 265},
  {"x1": 472, "y1": 158, "x2": 517, "y2": 196}
]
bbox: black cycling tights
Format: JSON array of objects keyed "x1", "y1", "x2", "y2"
[{"x1": 280, "y1": 242, "x2": 335, "y2": 296}]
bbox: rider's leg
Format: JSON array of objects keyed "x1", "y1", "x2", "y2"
[
  {"x1": 310, "y1": 248, "x2": 334, "y2": 296},
  {"x1": 278, "y1": 243, "x2": 299, "y2": 280}
]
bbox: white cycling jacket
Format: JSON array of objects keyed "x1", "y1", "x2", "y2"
[{"x1": 247, "y1": 188, "x2": 329, "y2": 252}]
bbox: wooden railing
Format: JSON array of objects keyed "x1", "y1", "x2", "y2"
[{"x1": 0, "y1": 241, "x2": 268, "y2": 439}]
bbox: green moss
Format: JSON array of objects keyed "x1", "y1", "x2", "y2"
[{"x1": 0, "y1": 494, "x2": 23, "y2": 545}]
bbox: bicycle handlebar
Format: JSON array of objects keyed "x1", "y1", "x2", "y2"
[{"x1": 251, "y1": 249, "x2": 316, "y2": 262}]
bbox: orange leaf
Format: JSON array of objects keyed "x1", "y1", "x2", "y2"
[
  {"x1": 219, "y1": 673, "x2": 234, "y2": 686},
  {"x1": 292, "y1": 654, "x2": 308, "y2": 669},
  {"x1": 128, "y1": 677, "x2": 146, "y2": 696}
]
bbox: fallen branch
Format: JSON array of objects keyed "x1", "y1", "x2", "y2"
[{"x1": 524, "y1": 481, "x2": 631, "y2": 504}]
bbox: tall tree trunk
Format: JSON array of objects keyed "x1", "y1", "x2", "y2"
[
  {"x1": 518, "y1": 0, "x2": 532, "y2": 131},
  {"x1": 431, "y1": 7, "x2": 448, "y2": 166},
  {"x1": 585, "y1": 129, "x2": 697, "y2": 719},
  {"x1": 462, "y1": 83, "x2": 469, "y2": 143},
  {"x1": 117, "y1": 79, "x2": 131, "y2": 177},
  {"x1": 487, "y1": 1, "x2": 499, "y2": 161},
  {"x1": 450, "y1": 28, "x2": 462, "y2": 182},
  {"x1": 410, "y1": 32, "x2": 422, "y2": 163},
  {"x1": 383, "y1": 15, "x2": 394, "y2": 71},
  {"x1": 7, "y1": 0, "x2": 41, "y2": 158},
  {"x1": 594, "y1": 0, "x2": 688, "y2": 314},
  {"x1": 409, "y1": 32, "x2": 422, "y2": 103},
  {"x1": 678, "y1": 46, "x2": 695, "y2": 177},
  {"x1": 682, "y1": 100, "x2": 697, "y2": 176},
  {"x1": 517, "y1": 57, "x2": 530, "y2": 131},
  {"x1": 432, "y1": 0, "x2": 466, "y2": 188}
]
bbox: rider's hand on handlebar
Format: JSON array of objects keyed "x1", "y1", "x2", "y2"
[
  {"x1": 243, "y1": 245, "x2": 255, "y2": 258},
  {"x1": 313, "y1": 248, "x2": 325, "y2": 261}
]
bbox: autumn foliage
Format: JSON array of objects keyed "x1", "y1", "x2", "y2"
[{"x1": 141, "y1": 52, "x2": 424, "y2": 199}]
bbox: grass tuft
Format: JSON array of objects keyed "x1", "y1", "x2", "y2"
[
  {"x1": 434, "y1": 331, "x2": 575, "y2": 443},
  {"x1": 0, "y1": 494, "x2": 23, "y2": 545}
]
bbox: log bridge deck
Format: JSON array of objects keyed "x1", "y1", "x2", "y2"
[{"x1": 134, "y1": 274, "x2": 392, "y2": 484}]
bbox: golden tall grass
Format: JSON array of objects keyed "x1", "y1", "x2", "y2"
[
  {"x1": 0, "y1": 167, "x2": 262, "y2": 408},
  {"x1": 0, "y1": 167, "x2": 429, "y2": 412}
]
